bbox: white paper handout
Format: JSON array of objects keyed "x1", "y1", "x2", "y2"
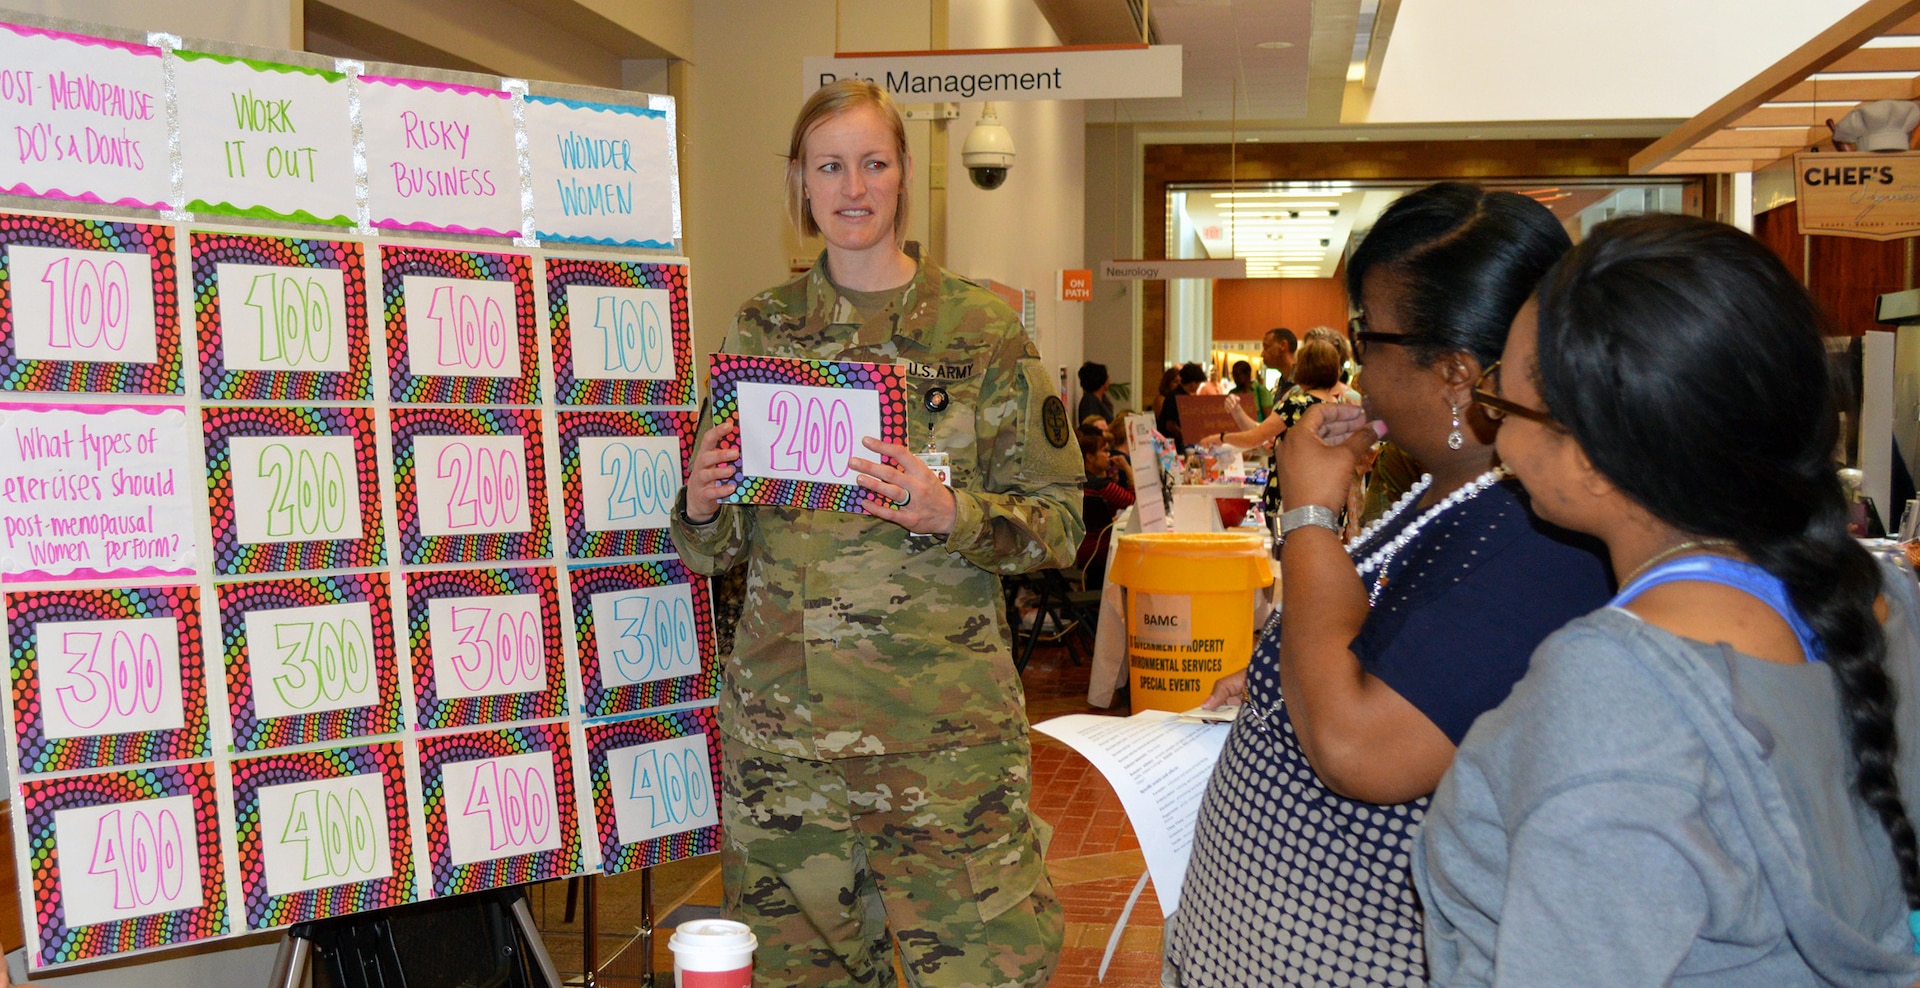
[
  {"x1": 1125, "y1": 415, "x2": 1169, "y2": 532},
  {"x1": 1031, "y1": 710, "x2": 1230, "y2": 917}
]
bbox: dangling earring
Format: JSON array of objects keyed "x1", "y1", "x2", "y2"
[{"x1": 1447, "y1": 403, "x2": 1464, "y2": 450}]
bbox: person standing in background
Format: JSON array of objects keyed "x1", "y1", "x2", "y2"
[
  {"x1": 672, "y1": 79, "x2": 1080, "y2": 988},
  {"x1": 1263, "y1": 327, "x2": 1298, "y2": 398},
  {"x1": 1077, "y1": 360, "x2": 1116, "y2": 425},
  {"x1": 1196, "y1": 362, "x2": 1227, "y2": 395},
  {"x1": 1157, "y1": 362, "x2": 1207, "y2": 447},
  {"x1": 1230, "y1": 359, "x2": 1273, "y2": 420}
]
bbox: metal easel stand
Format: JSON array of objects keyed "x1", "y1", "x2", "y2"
[
  {"x1": 267, "y1": 885, "x2": 564, "y2": 988},
  {"x1": 582, "y1": 865, "x2": 662, "y2": 988}
]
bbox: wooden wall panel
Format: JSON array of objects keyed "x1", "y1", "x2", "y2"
[
  {"x1": 1141, "y1": 138, "x2": 1658, "y2": 388},
  {"x1": 1754, "y1": 200, "x2": 1912, "y2": 335},
  {"x1": 1809, "y1": 233, "x2": 1907, "y2": 335},
  {"x1": 1212, "y1": 277, "x2": 1349, "y2": 340},
  {"x1": 1752, "y1": 203, "x2": 1805, "y2": 286}
]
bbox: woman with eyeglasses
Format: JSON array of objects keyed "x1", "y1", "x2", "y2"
[
  {"x1": 1161, "y1": 182, "x2": 1612, "y2": 987},
  {"x1": 1416, "y1": 215, "x2": 1920, "y2": 986}
]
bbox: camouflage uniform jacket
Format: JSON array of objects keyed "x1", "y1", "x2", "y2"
[{"x1": 671, "y1": 254, "x2": 1086, "y2": 760}]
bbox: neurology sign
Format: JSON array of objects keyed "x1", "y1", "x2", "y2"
[{"x1": 804, "y1": 44, "x2": 1181, "y2": 102}]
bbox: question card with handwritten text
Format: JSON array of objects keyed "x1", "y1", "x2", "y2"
[
  {"x1": 707, "y1": 353, "x2": 908, "y2": 514},
  {"x1": 0, "y1": 404, "x2": 199, "y2": 581}
]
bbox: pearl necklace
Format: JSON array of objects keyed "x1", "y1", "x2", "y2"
[
  {"x1": 1350, "y1": 467, "x2": 1509, "y2": 605},
  {"x1": 1347, "y1": 473, "x2": 1435, "y2": 555}
]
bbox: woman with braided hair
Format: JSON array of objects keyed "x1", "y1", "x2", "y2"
[{"x1": 1417, "y1": 213, "x2": 1920, "y2": 985}]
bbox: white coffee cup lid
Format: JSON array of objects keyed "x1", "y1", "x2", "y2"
[{"x1": 669, "y1": 919, "x2": 757, "y2": 952}]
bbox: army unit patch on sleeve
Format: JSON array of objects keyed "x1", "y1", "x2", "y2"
[{"x1": 1042, "y1": 395, "x2": 1071, "y2": 448}]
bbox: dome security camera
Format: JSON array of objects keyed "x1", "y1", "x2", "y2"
[{"x1": 962, "y1": 103, "x2": 1014, "y2": 190}]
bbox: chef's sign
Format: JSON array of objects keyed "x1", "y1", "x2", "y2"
[{"x1": 1795, "y1": 151, "x2": 1920, "y2": 241}]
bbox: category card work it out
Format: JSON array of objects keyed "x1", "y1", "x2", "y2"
[
  {"x1": 172, "y1": 51, "x2": 356, "y2": 225},
  {"x1": 707, "y1": 353, "x2": 908, "y2": 515}
]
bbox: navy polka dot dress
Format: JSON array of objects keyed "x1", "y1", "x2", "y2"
[{"x1": 1162, "y1": 481, "x2": 1612, "y2": 987}]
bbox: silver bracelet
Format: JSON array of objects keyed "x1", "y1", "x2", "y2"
[{"x1": 1277, "y1": 505, "x2": 1340, "y2": 543}]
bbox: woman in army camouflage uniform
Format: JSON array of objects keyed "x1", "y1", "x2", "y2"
[{"x1": 670, "y1": 79, "x2": 1084, "y2": 988}]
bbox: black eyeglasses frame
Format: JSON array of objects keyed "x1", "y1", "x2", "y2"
[{"x1": 1471, "y1": 360, "x2": 1558, "y2": 427}]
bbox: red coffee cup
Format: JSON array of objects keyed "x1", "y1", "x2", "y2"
[{"x1": 669, "y1": 919, "x2": 756, "y2": 988}]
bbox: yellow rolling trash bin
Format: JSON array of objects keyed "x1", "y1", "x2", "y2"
[{"x1": 1109, "y1": 532, "x2": 1273, "y2": 712}]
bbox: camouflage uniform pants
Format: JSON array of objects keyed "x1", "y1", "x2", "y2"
[{"x1": 721, "y1": 735, "x2": 1064, "y2": 988}]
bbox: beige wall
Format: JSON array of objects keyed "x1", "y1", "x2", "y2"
[
  {"x1": 683, "y1": 0, "x2": 830, "y2": 360},
  {"x1": 0, "y1": 0, "x2": 295, "y2": 46},
  {"x1": 1083, "y1": 119, "x2": 1139, "y2": 410},
  {"x1": 944, "y1": 0, "x2": 1085, "y2": 402}
]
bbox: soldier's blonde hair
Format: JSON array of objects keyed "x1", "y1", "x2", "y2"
[{"x1": 785, "y1": 79, "x2": 911, "y2": 246}]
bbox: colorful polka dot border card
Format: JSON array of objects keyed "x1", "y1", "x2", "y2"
[{"x1": 707, "y1": 353, "x2": 908, "y2": 515}]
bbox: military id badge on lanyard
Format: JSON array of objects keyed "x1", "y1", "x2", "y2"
[
  {"x1": 910, "y1": 386, "x2": 953, "y2": 536},
  {"x1": 917, "y1": 382, "x2": 954, "y2": 486}
]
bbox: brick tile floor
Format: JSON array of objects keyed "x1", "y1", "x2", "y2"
[{"x1": 534, "y1": 641, "x2": 1159, "y2": 987}]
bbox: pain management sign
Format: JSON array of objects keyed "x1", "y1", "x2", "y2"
[{"x1": 803, "y1": 45, "x2": 1181, "y2": 103}]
